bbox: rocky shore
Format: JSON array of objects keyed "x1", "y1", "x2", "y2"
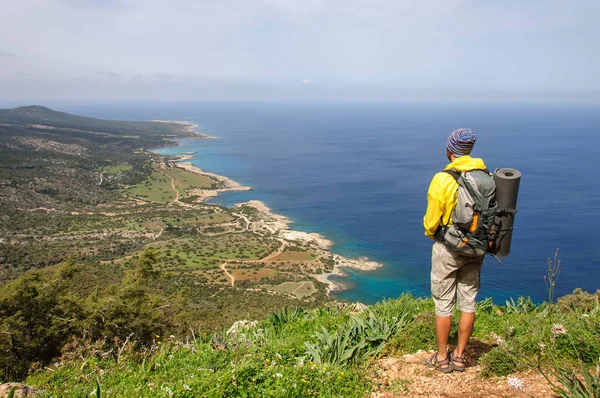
[{"x1": 157, "y1": 133, "x2": 384, "y2": 295}]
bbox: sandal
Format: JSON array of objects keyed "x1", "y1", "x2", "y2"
[
  {"x1": 424, "y1": 353, "x2": 453, "y2": 373},
  {"x1": 450, "y1": 351, "x2": 466, "y2": 372}
]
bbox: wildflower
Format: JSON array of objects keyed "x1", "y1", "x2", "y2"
[
  {"x1": 538, "y1": 343, "x2": 546, "y2": 353},
  {"x1": 490, "y1": 332, "x2": 505, "y2": 344},
  {"x1": 552, "y1": 324, "x2": 568, "y2": 336},
  {"x1": 507, "y1": 376, "x2": 524, "y2": 391},
  {"x1": 183, "y1": 385, "x2": 191, "y2": 390},
  {"x1": 508, "y1": 326, "x2": 515, "y2": 334},
  {"x1": 275, "y1": 373, "x2": 283, "y2": 378}
]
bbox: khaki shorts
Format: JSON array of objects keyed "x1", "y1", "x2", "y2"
[{"x1": 431, "y1": 241, "x2": 484, "y2": 317}]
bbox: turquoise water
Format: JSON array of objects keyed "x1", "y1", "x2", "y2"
[{"x1": 60, "y1": 102, "x2": 600, "y2": 304}]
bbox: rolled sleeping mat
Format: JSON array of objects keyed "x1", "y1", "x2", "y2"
[{"x1": 492, "y1": 168, "x2": 521, "y2": 258}]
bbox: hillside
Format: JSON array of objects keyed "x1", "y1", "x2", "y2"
[
  {"x1": 0, "y1": 106, "x2": 598, "y2": 397},
  {"x1": 5, "y1": 288, "x2": 600, "y2": 397},
  {"x1": 0, "y1": 106, "x2": 341, "y2": 384}
]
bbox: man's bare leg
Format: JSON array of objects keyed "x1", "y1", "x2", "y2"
[
  {"x1": 453, "y1": 311, "x2": 475, "y2": 364},
  {"x1": 435, "y1": 315, "x2": 452, "y2": 366}
]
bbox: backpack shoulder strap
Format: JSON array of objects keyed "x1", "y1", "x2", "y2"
[{"x1": 443, "y1": 169, "x2": 461, "y2": 181}]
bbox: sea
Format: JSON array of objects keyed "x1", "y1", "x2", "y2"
[{"x1": 55, "y1": 101, "x2": 600, "y2": 304}]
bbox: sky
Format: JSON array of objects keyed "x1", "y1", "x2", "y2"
[{"x1": 1, "y1": 0, "x2": 599, "y2": 103}]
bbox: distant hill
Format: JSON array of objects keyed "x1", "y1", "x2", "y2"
[
  {"x1": 0, "y1": 105, "x2": 195, "y2": 213},
  {"x1": 0, "y1": 105, "x2": 182, "y2": 136}
]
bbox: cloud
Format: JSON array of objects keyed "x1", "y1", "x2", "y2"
[
  {"x1": 0, "y1": 0, "x2": 598, "y2": 101},
  {"x1": 61, "y1": 0, "x2": 124, "y2": 9},
  {"x1": 96, "y1": 70, "x2": 120, "y2": 77}
]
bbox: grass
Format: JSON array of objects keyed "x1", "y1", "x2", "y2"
[
  {"x1": 153, "y1": 234, "x2": 276, "y2": 270},
  {"x1": 126, "y1": 171, "x2": 175, "y2": 203},
  {"x1": 13, "y1": 289, "x2": 600, "y2": 397},
  {"x1": 103, "y1": 164, "x2": 132, "y2": 175},
  {"x1": 26, "y1": 307, "x2": 371, "y2": 397},
  {"x1": 264, "y1": 281, "x2": 318, "y2": 298},
  {"x1": 161, "y1": 167, "x2": 215, "y2": 196}
]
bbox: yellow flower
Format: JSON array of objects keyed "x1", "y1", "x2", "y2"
[{"x1": 157, "y1": 341, "x2": 162, "y2": 345}]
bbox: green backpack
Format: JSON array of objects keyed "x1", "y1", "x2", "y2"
[{"x1": 438, "y1": 168, "x2": 498, "y2": 256}]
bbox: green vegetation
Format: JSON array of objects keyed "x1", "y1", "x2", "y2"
[
  {"x1": 103, "y1": 164, "x2": 133, "y2": 174},
  {"x1": 126, "y1": 170, "x2": 176, "y2": 203},
  {"x1": 162, "y1": 166, "x2": 216, "y2": 195},
  {"x1": 2, "y1": 289, "x2": 595, "y2": 396},
  {"x1": 2, "y1": 106, "x2": 599, "y2": 397}
]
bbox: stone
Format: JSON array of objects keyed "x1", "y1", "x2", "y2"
[{"x1": 0, "y1": 383, "x2": 40, "y2": 398}]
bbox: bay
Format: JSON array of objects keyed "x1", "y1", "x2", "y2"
[{"x1": 60, "y1": 101, "x2": 600, "y2": 304}]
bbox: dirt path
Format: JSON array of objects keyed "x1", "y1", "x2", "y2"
[
  {"x1": 232, "y1": 213, "x2": 251, "y2": 230},
  {"x1": 371, "y1": 350, "x2": 553, "y2": 398},
  {"x1": 164, "y1": 171, "x2": 180, "y2": 202},
  {"x1": 291, "y1": 281, "x2": 314, "y2": 297},
  {"x1": 219, "y1": 262, "x2": 234, "y2": 287},
  {"x1": 100, "y1": 254, "x2": 136, "y2": 264},
  {"x1": 261, "y1": 239, "x2": 287, "y2": 261}
]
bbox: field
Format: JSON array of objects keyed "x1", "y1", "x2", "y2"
[
  {"x1": 230, "y1": 267, "x2": 277, "y2": 281},
  {"x1": 269, "y1": 250, "x2": 315, "y2": 262},
  {"x1": 162, "y1": 167, "x2": 216, "y2": 196},
  {"x1": 153, "y1": 233, "x2": 277, "y2": 270},
  {"x1": 103, "y1": 164, "x2": 132, "y2": 174},
  {"x1": 125, "y1": 171, "x2": 175, "y2": 203},
  {"x1": 264, "y1": 281, "x2": 318, "y2": 298}
]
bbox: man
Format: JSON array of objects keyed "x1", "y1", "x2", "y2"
[{"x1": 423, "y1": 128, "x2": 486, "y2": 373}]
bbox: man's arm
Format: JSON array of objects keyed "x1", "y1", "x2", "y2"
[{"x1": 423, "y1": 174, "x2": 446, "y2": 239}]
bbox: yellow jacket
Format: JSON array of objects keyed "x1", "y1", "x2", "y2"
[{"x1": 423, "y1": 156, "x2": 487, "y2": 239}]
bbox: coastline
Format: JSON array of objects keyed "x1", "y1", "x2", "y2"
[
  {"x1": 151, "y1": 119, "x2": 217, "y2": 139},
  {"x1": 153, "y1": 124, "x2": 384, "y2": 296}
]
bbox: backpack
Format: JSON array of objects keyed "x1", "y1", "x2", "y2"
[{"x1": 439, "y1": 168, "x2": 498, "y2": 256}]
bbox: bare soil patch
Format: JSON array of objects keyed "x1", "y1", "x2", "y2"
[
  {"x1": 230, "y1": 267, "x2": 276, "y2": 281},
  {"x1": 269, "y1": 251, "x2": 314, "y2": 262},
  {"x1": 371, "y1": 350, "x2": 553, "y2": 398}
]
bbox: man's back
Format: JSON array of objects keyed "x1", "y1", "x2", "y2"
[{"x1": 423, "y1": 155, "x2": 487, "y2": 239}]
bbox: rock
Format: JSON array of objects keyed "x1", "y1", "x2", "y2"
[
  {"x1": 226, "y1": 320, "x2": 258, "y2": 336},
  {"x1": 402, "y1": 349, "x2": 430, "y2": 364},
  {"x1": 349, "y1": 302, "x2": 369, "y2": 312},
  {"x1": 0, "y1": 383, "x2": 40, "y2": 397},
  {"x1": 378, "y1": 358, "x2": 403, "y2": 372}
]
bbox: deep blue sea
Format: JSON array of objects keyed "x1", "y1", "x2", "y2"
[{"x1": 55, "y1": 101, "x2": 600, "y2": 304}]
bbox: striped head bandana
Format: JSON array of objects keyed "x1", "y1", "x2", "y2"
[{"x1": 446, "y1": 128, "x2": 476, "y2": 157}]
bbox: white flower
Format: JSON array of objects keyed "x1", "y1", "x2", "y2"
[
  {"x1": 507, "y1": 376, "x2": 524, "y2": 391},
  {"x1": 183, "y1": 385, "x2": 191, "y2": 390},
  {"x1": 552, "y1": 324, "x2": 568, "y2": 336},
  {"x1": 491, "y1": 332, "x2": 505, "y2": 344},
  {"x1": 275, "y1": 373, "x2": 283, "y2": 378}
]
